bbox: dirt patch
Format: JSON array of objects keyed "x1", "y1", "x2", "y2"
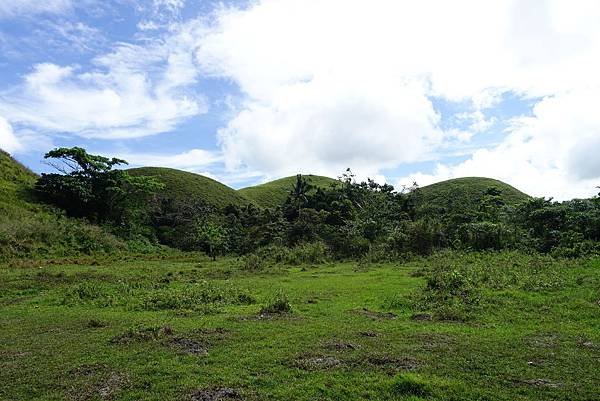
[
  {"x1": 358, "y1": 331, "x2": 378, "y2": 337},
  {"x1": 322, "y1": 339, "x2": 359, "y2": 351},
  {"x1": 190, "y1": 388, "x2": 242, "y2": 401},
  {"x1": 518, "y1": 378, "x2": 561, "y2": 388},
  {"x1": 109, "y1": 325, "x2": 173, "y2": 345},
  {"x1": 67, "y1": 363, "x2": 129, "y2": 401},
  {"x1": 413, "y1": 333, "x2": 456, "y2": 350},
  {"x1": 527, "y1": 332, "x2": 560, "y2": 349},
  {"x1": 169, "y1": 337, "x2": 208, "y2": 355},
  {"x1": 411, "y1": 313, "x2": 432, "y2": 322},
  {"x1": 351, "y1": 308, "x2": 397, "y2": 320},
  {"x1": 291, "y1": 355, "x2": 342, "y2": 370}
]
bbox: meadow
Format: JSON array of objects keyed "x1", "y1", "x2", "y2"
[{"x1": 1, "y1": 251, "x2": 599, "y2": 401}]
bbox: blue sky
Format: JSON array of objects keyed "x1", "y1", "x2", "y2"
[{"x1": 1, "y1": 0, "x2": 600, "y2": 199}]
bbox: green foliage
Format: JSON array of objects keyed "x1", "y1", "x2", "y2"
[
  {"x1": 390, "y1": 374, "x2": 432, "y2": 397},
  {"x1": 260, "y1": 291, "x2": 292, "y2": 314},
  {"x1": 239, "y1": 174, "x2": 338, "y2": 208},
  {"x1": 0, "y1": 150, "x2": 126, "y2": 261},
  {"x1": 35, "y1": 147, "x2": 163, "y2": 237}
]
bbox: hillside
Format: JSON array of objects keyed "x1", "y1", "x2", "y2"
[
  {"x1": 0, "y1": 149, "x2": 37, "y2": 211},
  {"x1": 415, "y1": 177, "x2": 530, "y2": 215},
  {"x1": 0, "y1": 150, "x2": 124, "y2": 260},
  {"x1": 128, "y1": 167, "x2": 252, "y2": 210},
  {"x1": 239, "y1": 174, "x2": 338, "y2": 208}
]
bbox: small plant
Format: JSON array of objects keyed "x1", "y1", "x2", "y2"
[
  {"x1": 260, "y1": 292, "x2": 292, "y2": 314},
  {"x1": 390, "y1": 374, "x2": 432, "y2": 397},
  {"x1": 243, "y1": 253, "x2": 264, "y2": 271}
]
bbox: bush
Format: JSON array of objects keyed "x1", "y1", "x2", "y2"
[
  {"x1": 260, "y1": 292, "x2": 292, "y2": 314},
  {"x1": 242, "y1": 253, "x2": 265, "y2": 271},
  {"x1": 286, "y1": 242, "x2": 328, "y2": 265},
  {"x1": 456, "y1": 221, "x2": 513, "y2": 251},
  {"x1": 390, "y1": 374, "x2": 432, "y2": 397}
]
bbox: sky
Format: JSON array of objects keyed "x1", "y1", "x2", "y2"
[{"x1": 1, "y1": 0, "x2": 600, "y2": 200}]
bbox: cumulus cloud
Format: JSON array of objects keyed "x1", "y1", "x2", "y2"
[
  {"x1": 0, "y1": 22, "x2": 207, "y2": 139},
  {"x1": 0, "y1": 116, "x2": 22, "y2": 153},
  {"x1": 119, "y1": 148, "x2": 221, "y2": 170},
  {"x1": 190, "y1": 0, "x2": 600, "y2": 197},
  {"x1": 398, "y1": 88, "x2": 600, "y2": 200},
  {"x1": 0, "y1": 0, "x2": 72, "y2": 19}
]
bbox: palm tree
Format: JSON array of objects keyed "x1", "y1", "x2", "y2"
[{"x1": 289, "y1": 174, "x2": 312, "y2": 210}]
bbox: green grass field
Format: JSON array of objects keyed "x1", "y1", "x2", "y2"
[{"x1": 1, "y1": 252, "x2": 599, "y2": 401}]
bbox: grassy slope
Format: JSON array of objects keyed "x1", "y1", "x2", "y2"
[
  {"x1": 0, "y1": 150, "x2": 124, "y2": 260},
  {"x1": 1, "y1": 252, "x2": 598, "y2": 400},
  {"x1": 239, "y1": 175, "x2": 338, "y2": 208},
  {"x1": 0, "y1": 149, "x2": 38, "y2": 213},
  {"x1": 128, "y1": 167, "x2": 252, "y2": 210},
  {"x1": 416, "y1": 177, "x2": 530, "y2": 213}
]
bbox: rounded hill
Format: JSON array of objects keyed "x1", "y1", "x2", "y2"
[
  {"x1": 415, "y1": 177, "x2": 530, "y2": 214},
  {"x1": 128, "y1": 167, "x2": 252, "y2": 210},
  {"x1": 238, "y1": 174, "x2": 338, "y2": 209}
]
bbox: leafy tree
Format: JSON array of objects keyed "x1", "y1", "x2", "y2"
[
  {"x1": 35, "y1": 147, "x2": 163, "y2": 236},
  {"x1": 195, "y1": 220, "x2": 229, "y2": 260}
]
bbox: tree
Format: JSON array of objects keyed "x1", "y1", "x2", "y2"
[
  {"x1": 289, "y1": 174, "x2": 313, "y2": 210},
  {"x1": 35, "y1": 147, "x2": 163, "y2": 235},
  {"x1": 195, "y1": 220, "x2": 228, "y2": 260}
]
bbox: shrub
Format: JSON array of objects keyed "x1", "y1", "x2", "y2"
[
  {"x1": 286, "y1": 242, "x2": 328, "y2": 265},
  {"x1": 243, "y1": 253, "x2": 265, "y2": 271},
  {"x1": 260, "y1": 292, "x2": 292, "y2": 314},
  {"x1": 390, "y1": 374, "x2": 432, "y2": 397}
]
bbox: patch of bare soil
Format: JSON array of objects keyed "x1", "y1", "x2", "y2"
[
  {"x1": 413, "y1": 332, "x2": 456, "y2": 350},
  {"x1": 411, "y1": 313, "x2": 432, "y2": 321},
  {"x1": 322, "y1": 339, "x2": 360, "y2": 351},
  {"x1": 526, "y1": 332, "x2": 560, "y2": 349},
  {"x1": 351, "y1": 308, "x2": 397, "y2": 320},
  {"x1": 67, "y1": 363, "x2": 129, "y2": 401},
  {"x1": 169, "y1": 337, "x2": 208, "y2": 355},
  {"x1": 358, "y1": 331, "x2": 378, "y2": 337},
  {"x1": 109, "y1": 325, "x2": 173, "y2": 345},
  {"x1": 189, "y1": 388, "x2": 242, "y2": 401},
  {"x1": 290, "y1": 354, "x2": 342, "y2": 370},
  {"x1": 516, "y1": 378, "x2": 561, "y2": 388}
]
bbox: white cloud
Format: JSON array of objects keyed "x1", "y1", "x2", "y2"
[
  {"x1": 119, "y1": 148, "x2": 221, "y2": 170},
  {"x1": 0, "y1": 116, "x2": 22, "y2": 153},
  {"x1": 0, "y1": 0, "x2": 72, "y2": 18},
  {"x1": 398, "y1": 88, "x2": 600, "y2": 200},
  {"x1": 0, "y1": 23, "x2": 207, "y2": 139},
  {"x1": 189, "y1": 0, "x2": 600, "y2": 197}
]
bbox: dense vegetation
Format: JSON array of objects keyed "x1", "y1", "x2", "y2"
[
  {"x1": 0, "y1": 150, "x2": 127, "y2": 261},
  {"x1": 239, "y1": 174, "x2": 338, "y2": 208},
  {"x1": 2, "y1": 147, "x2": 600, "y2": 400},
  {"x1": 4, "y1": 148, "x2": 600, "y2": 261}
]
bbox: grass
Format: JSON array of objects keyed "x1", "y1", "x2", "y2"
[
  {"x1": 0, "y1": 150, "x2": 126, "y2": 261},
  {"x1": 128, "y1": 167, "x2": 253, "y2": 210},
  {"x1": 415, "y1": 176, "x2": 530, "y2": 214},
  {"x1": 238, "y1": 174, "x2": 338, "y2": 209},
  {"x1": 1, "y1": 251, "x2": 599, "y2": 400}
]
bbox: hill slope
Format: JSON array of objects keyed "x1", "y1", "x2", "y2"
[
  {"x1": 0, "y1": 150, "x2": 124, "y2": 260},
  {"x1": 415, "y1": 177, "x2": 530, "y2": 215},
  {"x1": 128, "y1": 167, "x2": 251, "y2": 210},
  {"x1": 239, "y1": 174, "x2": 338, "y2": 208}
]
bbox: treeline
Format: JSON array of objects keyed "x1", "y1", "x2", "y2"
[{"x1": 35, "y1": 148, "x2": 600, "y2": 260}]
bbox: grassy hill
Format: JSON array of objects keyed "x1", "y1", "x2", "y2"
[
  {"x1": 128, "y1": 167, "x2": 252, "y2": 210},
  {"x1": 0, "y1": 149, "x2": 38, "y2": 211},
  {"x1": 415, "y1": 177, "x2": 530, "y2": 215},
  {"x1": 239, "y1": 174, "x2": 338, "y2": 208},
  {"x1": 0, "y1": 150, "x2": 124, "y2": 260}
]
